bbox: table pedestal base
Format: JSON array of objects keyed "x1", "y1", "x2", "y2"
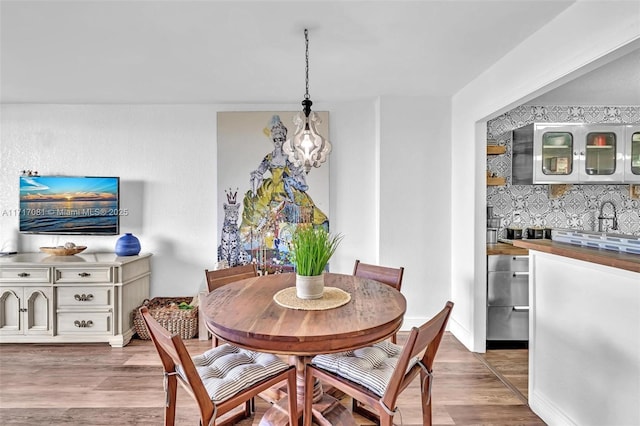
[{"x1": 259, "y1": 393, "x2": 356, "y2": 426}]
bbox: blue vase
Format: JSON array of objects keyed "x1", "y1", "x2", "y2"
[{"x1": 115, "y1": 233, "x2": 141, "y2": 256}]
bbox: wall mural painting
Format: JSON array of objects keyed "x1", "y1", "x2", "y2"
[{"x1": 217, "y1": 112, "x2": 330, "y2": 274}]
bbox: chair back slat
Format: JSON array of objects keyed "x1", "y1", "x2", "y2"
[
  {"x1": 409, "y1": 301, "x2": 453, "y2": 368},
  {"x1": 381, "y1": 301, "x2": 453, "y2": 409},
  {"x1": 353, "y1": 259, "x2": 404, "y2": 291},
  {"x1": 353, "y1": 259, "x2": 405, "y2": 344},
  {"x1": 139, "y1": 306, "x2": 213, "y2": 414},
  {"x1": 205, "y1": 263, "x2": 258, "y2": 292}
]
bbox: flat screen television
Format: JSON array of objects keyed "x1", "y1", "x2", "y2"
[{"x1": 19, "y1": 175, "x2": 120, "y2": 235}]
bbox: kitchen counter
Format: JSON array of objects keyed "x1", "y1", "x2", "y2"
[
  {"x1": 516, "y1": 240, "x2": 640, "y2": 425},
  {"x1": 486, "y1": 242, "x2": 528, "y2": 256},
  {"x1": 512, "y1": 238, "x2": 640, "y2": 273}
]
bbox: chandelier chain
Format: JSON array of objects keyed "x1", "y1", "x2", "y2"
[{"x1": 304, "y1": 28, "x2": 310, "y2": 100}]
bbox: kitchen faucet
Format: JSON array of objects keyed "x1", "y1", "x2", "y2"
[{"x1": 598, "y1": 201, "x2": 618, "y2": 232}]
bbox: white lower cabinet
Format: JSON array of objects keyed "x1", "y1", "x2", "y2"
[
  {"x1": 0, "y1": 253, "x2": 151, "y2": 347},
  {"x1": 0, "y1": 285, "x2": 53, "y2": 336}
]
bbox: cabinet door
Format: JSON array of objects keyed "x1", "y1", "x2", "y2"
[
  {"x1": 487, "y1": 271, "x2": 529, "y2": 306},
  {"x1": 533, "y1": 124, "x2": 579, "y2": 183},
  {"x1": 0, "y1": 287, "x2": 22, "y2": 334},
  {"x1": 578, "y1": 125, "x2": 625, "y2": 182},
  {"x1": 24, "y1": 287, "x2": 52, "y2": 335},
  {"x1": 624, "y1": 125, "x2": 640, "y2": 182},
  {"x1": 487, "y1": 255, "x2": 529, "y2": 272},
  {"x1": 0, "y1": 286, "x2": 51, "y2": 335},
  {"x1": 487, "y1": 306, "x2": 529, "y2": 341}
]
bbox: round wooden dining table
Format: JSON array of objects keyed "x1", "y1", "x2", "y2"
[{"x1": 201, "y1": 271, "x2": 406, "y2": 426}]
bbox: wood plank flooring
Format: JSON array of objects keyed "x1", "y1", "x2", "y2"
[
  {"x1": 0, "y1": 333, "x2": 544, "y2": 425},
  {"x1": 478, "y1": 346, "x2": 530, "y2": 403}
]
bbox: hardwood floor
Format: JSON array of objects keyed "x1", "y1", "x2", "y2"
[
  {"x1": 478, "y1": 346, "x2": 530, "y2": 403},
  {"x1": 0, "y1": 333, "x2": 544, "y2": 425}
]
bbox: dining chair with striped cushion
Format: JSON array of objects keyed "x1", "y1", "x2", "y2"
[
  {"x1": 352, "y1": 259, "x2": 404, "y2": 344},
  {"x1": 203, "y1": 263, "x2": 258, "y2": 347},
  {"x1": 304, "y1": 301, "x2": 453, "y2": 426},
  {"x1": 139, "y1": 306, "x2": 297, "y2": 426}
]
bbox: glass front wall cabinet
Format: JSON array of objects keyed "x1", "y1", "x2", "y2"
[
  {"x1": 625, "y1": 125, "x2": 640, "y2": 182},
  {"x1": 585, "y1": 131, "x2": 616, "y2": 176},
  {"x1": 531, "y1": 124, "x2": 581, "y2": 184},
  {"x1": 514, "y1": 123, "x2": 633, "y2": 184},
  {"x1": 542, "y1": 131, "x2": 573, "y2": 176},
  {"x1": 578, "y1": 125, "x2": 625, "y2": 182}
]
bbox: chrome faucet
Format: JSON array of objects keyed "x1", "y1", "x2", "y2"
[{"x1": 598, "y1": 201, "x2": 618, "y2": 232}]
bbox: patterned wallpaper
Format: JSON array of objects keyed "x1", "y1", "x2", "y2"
[{"x1": 486, "y1": 105, "x2": 640, "y2": 237}]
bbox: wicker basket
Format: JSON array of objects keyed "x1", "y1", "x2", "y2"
[{"x1": 133, "y1": 297, "x2": 198, "y2": 340}]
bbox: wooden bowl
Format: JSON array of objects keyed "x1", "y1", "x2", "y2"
[{"x1": 40, "y1": 246, "x2": 87, "y2": 256}]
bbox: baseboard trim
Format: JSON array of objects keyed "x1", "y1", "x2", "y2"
[{"x1": 529, "y1": 390, "x2": 577, "y2": 426}]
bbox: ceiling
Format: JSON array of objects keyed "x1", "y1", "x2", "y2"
[
  {"x1": 526, "y1": 48, "x2": 640, "y2": 106},
  {"x1": 0, "y1": 0, "x2": 636, "y2": 106}
]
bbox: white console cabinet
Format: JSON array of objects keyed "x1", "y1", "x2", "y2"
[{"x1": 0, "y1": 252, "x2": 151, "y2": 347}]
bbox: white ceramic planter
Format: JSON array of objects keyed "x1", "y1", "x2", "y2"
[{"x1": 296, "y1": 274, "x2": 324, "y2": 299}]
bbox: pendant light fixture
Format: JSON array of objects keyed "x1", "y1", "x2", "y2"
[{"x1": 283, "y1": 28, "x2": 331, "y2": 174}]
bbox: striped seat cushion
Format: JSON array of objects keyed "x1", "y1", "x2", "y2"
[
  {"x1": 178, "y1": 344, "x2": 289, "y2": 403},
  {"x1": 311, "y1": 340, "x2": 419, "y2": 397}
]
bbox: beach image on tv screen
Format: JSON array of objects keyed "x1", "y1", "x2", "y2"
[{"x1": 19, "y1": 176, "x2": 119, "y2": 234}]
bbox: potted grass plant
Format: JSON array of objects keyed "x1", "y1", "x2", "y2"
[{"x1": 289, "y1": 226, "x2": 343, "y2": 299}]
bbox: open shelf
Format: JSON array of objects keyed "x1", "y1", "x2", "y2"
[
  {"x1": 487, "y1": 145, "x2": 506, "y2": 155},
  {"x1": 487, "y1": 176, "x2": 507, "y2": 186}
]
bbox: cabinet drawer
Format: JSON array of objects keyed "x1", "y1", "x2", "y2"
[
  {"x1": 55, "y1": 267, "x2": 113, "y2": 283},
  {"x1": 487, "y1": 306, "x2": 529, "y2": 341},
  {"x1": 488, "y1": 271, "x2": 529, "y2": 306},
  {"x1": 487, "y1": 255, "x2": 529, "y2": 272},
  {"x1": 0, "y1": 267, "x2": 50, "y2": 283},
  {"x1": 56, "y1": 286, "x2": 112, "y2": 308},
  {"x1": 57, "y1": 312, "x2": 112, "y2": 334}
]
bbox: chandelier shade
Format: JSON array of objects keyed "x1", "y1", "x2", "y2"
[{"x1": 283, "y1": 29, "x2": 331, "y2": 174}]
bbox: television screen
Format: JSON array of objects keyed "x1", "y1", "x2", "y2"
[{"x1": 19, "y1": 176, "x2": 120, "y2": 235}]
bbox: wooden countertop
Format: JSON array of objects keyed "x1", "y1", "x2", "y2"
[
  {"x1": 487, "y1": 242, "x2": 528, "y2": 256},
  {"x1": 512, "y1": 239, "x2": 640, "y2": 274}
]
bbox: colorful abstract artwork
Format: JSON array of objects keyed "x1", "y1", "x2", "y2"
[{"x1": 217, "y1": 112, "x2": 330, "y2": 273}]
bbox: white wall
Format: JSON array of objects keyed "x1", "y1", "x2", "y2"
[
  {"x1": 450, "y1": 1, "x2": 640, "y2": 352},
  {"x1": 1, "y1": 104, "x2": 221, "y2": 295},
  {"x1": 1, "y1": 97, "x2": 452, "y2": 326},
  {"x1": 328, "y1": 96, "x2": 454, "y2": 323},
  {"x1": 378, "y1": 96, "x2": 452, "y2": 325},
  {"x1": 325, "y1": 99, "x2": 379, "y2": 273}
]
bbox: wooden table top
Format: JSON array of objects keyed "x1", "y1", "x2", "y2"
[{"x1": 202, "y1": 272, "x2": 407, "y2": 356}]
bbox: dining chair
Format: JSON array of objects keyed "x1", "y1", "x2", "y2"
[
  {"x1": 205, "y1": 263, "x2": 258, "y2": 292},
  {"x1": 203, "y1": 263, "x2": 258, "y2": 346},
  {"x1": 139, "y1": 306, "x2": 297, "y2": 426},
  {"x1": 352, "y1": 259, "x2": 405, "y2": 343},
  {"x1": 303, "y1": 301, "x2": 453, "y2": 426}
]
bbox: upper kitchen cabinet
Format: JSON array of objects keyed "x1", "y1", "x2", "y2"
[
  {"x1": 513, "y1": 123, "x2": 633, "y2": 184},
  {"x1": 625, "y1": 125, "x2": 640, "y2": 182}
]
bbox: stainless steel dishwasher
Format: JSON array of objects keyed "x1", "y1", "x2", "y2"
[{"x1": 487, "y1": 254, "x2": 529, "y2": 341}]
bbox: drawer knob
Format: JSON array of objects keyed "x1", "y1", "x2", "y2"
[
  {"x1": 17, "y1": 272, "x2": 30, "y2": 278},
  {"x1": 74, "y1": 294, "x2": 94, "y2": 302},
  {"x1": 74, "y1": 320, "x2": 94, "y2": 328},
  {"x1": 78, "y1": 272, "x2": 91, "y2": 277},
  {"x1": 19, "y1": 308, "x2": 27, "y2": 312}
]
